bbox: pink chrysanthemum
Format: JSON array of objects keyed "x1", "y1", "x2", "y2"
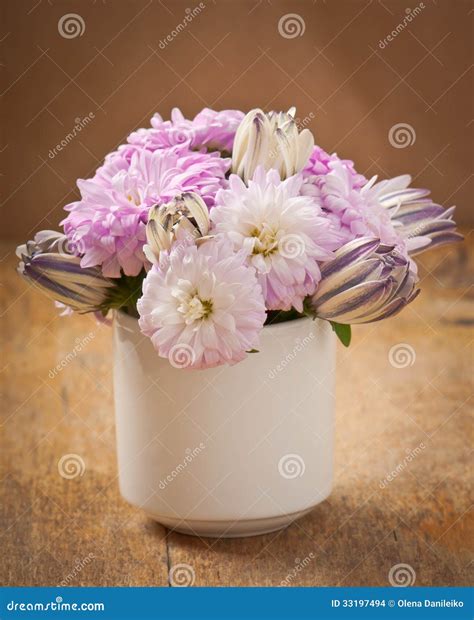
[
  {"x1": 62, "y1": 147, "x2": 230, "y2": 277},
  {"x1": 211, "y1": 167, "x2": 342, "y2": 312},
  {"x1": 303, "y1": 163, "x2": 431, "y2": 258},
  {"x1": 127, "y1": 107, "x2": 245, "y2": 153},
  {"x1": 303, "y1": 145, "x2": 367, "y2": 188},
  {"x1": 303, "y1": 162, "x2": 401, "y2": 246},
  {"x1": 137, "y1": 236, "x2": 266, "y2": 370}
]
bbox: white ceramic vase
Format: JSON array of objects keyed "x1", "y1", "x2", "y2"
[{"x1": 113, "y1": 311, "x2": 336, "y2": 538}]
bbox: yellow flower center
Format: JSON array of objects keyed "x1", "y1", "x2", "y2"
[
  {"x1": 250, "y1": 225, "x2": 278, "y2": 257},
  {"x1": 179, "y1": 293, "x2": 213, "y2": 324}
]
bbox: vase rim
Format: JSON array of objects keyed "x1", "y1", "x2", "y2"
[
  {"x1": 114, "y1": 309, "x2": 312, "y2": 333},
  {"x1": 262, "y1": 315, "x2": 310, "y2": 332}
]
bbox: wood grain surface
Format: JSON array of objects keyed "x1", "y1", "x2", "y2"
[{"x1": 1, "y1": 236, "x2": 472, "y2": 587}]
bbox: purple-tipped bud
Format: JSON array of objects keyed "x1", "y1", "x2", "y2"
[
  {"x1": 311, "y1": 237, "x2": 419, "y2": 324},
  {"x1": 16, "y1": 231, "x2": 115, "y2": 314}
]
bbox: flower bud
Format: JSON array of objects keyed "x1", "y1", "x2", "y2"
[
  {"x1": 232, "y1": 108, "x2": 314, "y2": 182},
  {"x1": 144, "y1": 192, "x2": 210, "y2": 263},
  {"x1": 16, "y1": 231, "x2": 114, "y2": 314},
  {"x1": 311, "y1": 237, "x2": 419, "y2": 324}
]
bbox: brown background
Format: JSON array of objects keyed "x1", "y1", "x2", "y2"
[{"x1": 1, "y1": 0, "x2": 473, "y2": 241}]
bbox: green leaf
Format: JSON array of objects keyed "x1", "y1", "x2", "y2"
[
  {"x1": 265, "y1": 308, "x2": 305, "y2": 325},
  {"x1": 246, "y1": 348, "x2": 260, "y2": 353},
  {"x1": 330, "y1": 321, "x2": 352, "y2": 347},
  {"x1": 302, "y1": 297, "x2": 316, "y2": 319},
  {"x1": 106, "y1": 270, "x2": 146, "y2": 316}
]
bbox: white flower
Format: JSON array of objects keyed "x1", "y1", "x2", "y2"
[
  {"x1": 211, "y1": 167, "x2": 341, "y2": 312},
  {"x1": 137, "y1": 236, "x2": 266, "y2": 369}
]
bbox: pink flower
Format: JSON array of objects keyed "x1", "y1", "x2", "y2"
[
  {"x1": 62, "y1": 146, "x2": 229, "y2": 277},
  {"x1": 301, "y1": 148, "x2": 460, "y2": 259},
  {"x1": 137, "y1": 236, "x2": 266, "y2": 370},
  {"x1": 211, "y1": 167, "x2": 342, "y2": 312},
  {"x1": 303, "y1": 144, "x2": 367, "y2": 187},
  {"x1": 127, "y1": 108, "x2": 245, "y2": 153},
  {"x1": 302, "y1": 162, "x2": 459, "y2": 259},
  {"x1": 301, "y1": 162, "x2": 405, "y2": 252}
]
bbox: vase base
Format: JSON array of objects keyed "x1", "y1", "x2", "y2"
[{"x1": 148, "y1": 505, "x2": 318, "y2": 538}]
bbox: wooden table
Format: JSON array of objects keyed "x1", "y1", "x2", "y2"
[{"x1": 1, "y1": 237, "x2": 472, "y2": 587}]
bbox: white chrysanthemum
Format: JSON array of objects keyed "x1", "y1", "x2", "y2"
[
  {"x1": 211, "y1": 167, "x2": 341, "y2": 311},
  {"x1": 137, "y1": 236, "x2": 266, "y2": 370}
]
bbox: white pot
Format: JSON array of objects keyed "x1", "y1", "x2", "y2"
[{"x1": 113, "y1": 311, "x2": 336, "y2": 538}]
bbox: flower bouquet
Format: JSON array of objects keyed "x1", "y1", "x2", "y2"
[{"x1": 17, "y1": 107, "x2": 462, "y2": 537}]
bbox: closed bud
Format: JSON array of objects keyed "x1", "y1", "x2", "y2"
[
  {"x1": 232, "y1": 108, "x2": 314, "y2": 182},
  {"x1": 310, "y1": 237, "x2": 420, "y2": 324},
  {"x1": 16, "y1": 231, "x2": 114, "y2": 314}
]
